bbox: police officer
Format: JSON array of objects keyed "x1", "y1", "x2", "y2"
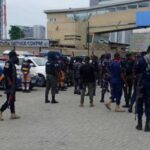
[
  {"x1": 0, "y1": 51, "x2": 20, "y2": 121},
  {"x1": 73, "y1": 57, "x2": 82, "y2": 94},
  {"x1": 45, "y1": 52, "x2": 59, "y2": 104},
  {"x1": 135, "y1": 46, "x2": 150, "y2": 132},
  {"x1": 105, "y1": 53, "x2": 125, "y2": 112},
  {"x1": 122, "y1": 53, "x2": 134, "y2": 108},
  {"x1": 91, "y1": 55, "x2": 99, "y2": 96},
  {"x1": 21, "y1": 57, "x2": 31, "y2": 92},
  {"x1": 79, "y1": 56, "x2": 95, "y2": 107},
  {"x1": 100, "y1": 54, "x2": 111, "y2": 103}
]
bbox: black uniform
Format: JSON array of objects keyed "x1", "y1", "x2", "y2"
[
  {"x1": 79, "y1": 60, "x2": 96, "y2": 105},
  {"x1": 73, "y1": 61, "x2": 81, "y2": 94},
  {"x1": 45, "y1": 59, "x2": 58, "y2": 103},
  {"x1": 91, "y1": 60, "x2": 99, "y2": 95},
  {"x1": 135, "y1": 52, "x2": 150, "y2": 132},
  {"x1": 122, "y1": 57, "x2": 134, "y2": 107},
  {"x1": 0, "y1": 60, "x2": 17, "y2": 113}
]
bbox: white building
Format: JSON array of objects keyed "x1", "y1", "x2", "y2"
[{"x1": 33, "y1": 25, "x2": 45, "y2": 39}]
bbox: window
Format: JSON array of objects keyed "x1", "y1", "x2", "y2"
[
  {"x1": 128, "y1": 4, "x2": 137, "y2": 9},
  {"x1": 97, "y1": 9, "x2": 106, "y2": 14},
  {"x1": 49, "y1": 18, "x2": 56, "y2": 23},
  {"x1": 90, "y1": 11, "x2": 97, "y2": 16},
  {"x1": 33, "y1": 58, "x2": 47, "y2": 66},
  {"x1": 107, "y1": 7, "x2": 116, "y2": 12},
  {"x1": 67, "y1": 12, "x2": 90, "y2": 21},
  {"x1": 117, "y1": 6, "x2": 127, "y2": 11},
  {"x1": 138, "y1": 2, "x2": 149, "y2": 8}
]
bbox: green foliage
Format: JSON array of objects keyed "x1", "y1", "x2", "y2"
[{"x1": 9, "y1": 26, "x2": 25, "y2": 40}]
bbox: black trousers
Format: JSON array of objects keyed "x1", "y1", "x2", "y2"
[
  {"x1": 45, "y1": 74, "x2": 57, "y2": 101},
  {"x1": 0, "y1": 92, "x2": 16, "y2": 114},
  {"x1": 123, "y1": 76, "x2": 133, "y2": 105}
]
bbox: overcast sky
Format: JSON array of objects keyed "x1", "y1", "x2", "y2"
[
  {"x1": 6, "y1": 0, "x2": 150, "y2": 33},
  {"x1": 7, "y1": 0, "x2": 89, "y2": 28}
]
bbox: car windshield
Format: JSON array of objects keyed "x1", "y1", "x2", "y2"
[
  {"x1": 32, "y1": 58, "x2": 47, "y2": 66},
  {"x1": 19, "y1": 58, "x2": 24, "y2": 65}
]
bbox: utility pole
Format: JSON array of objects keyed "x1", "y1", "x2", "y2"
[{"x1": 87, "y1": 21, "x2": 90, "y2": 56}]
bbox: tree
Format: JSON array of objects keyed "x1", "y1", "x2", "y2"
[{"x1": 9, "y1": 26, "x2": 25, "y2": 40}]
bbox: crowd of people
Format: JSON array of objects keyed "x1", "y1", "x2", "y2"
[
  {"x1": 45, "y1": 46, "x2": 150, "y2": 132},
  {"x1": 0, "y1": 46, "x2": 150, "y2": 132}
]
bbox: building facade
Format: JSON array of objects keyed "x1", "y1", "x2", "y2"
[
  {"x1": 90, "y1": 0, "x2": 136, "y2": 45},
  {"x1": 0, "y1": 0, "x2": 3, "y2": 39},
  {"x1": 17, "y1": 25, "x2": 46, "y2": 39},
  {"x1": 130, "y1": 32, "x2": 150, "y2": 52},
  {"x1": 18, "y1": 26, "x2": 33, "y2": 39},
  {"x1": 90, "y1": 0, "x2": 99, "y2": 6},
  {"x1": 45, "y1": 0, "x2": 150, "y2": 48},
  {"x1": 33, "y1": 25, "x2": 45, "y2": 39}
]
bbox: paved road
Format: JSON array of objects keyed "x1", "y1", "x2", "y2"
[{"x1": 0, "y1": 87, "x2": 150, "y2": 150}]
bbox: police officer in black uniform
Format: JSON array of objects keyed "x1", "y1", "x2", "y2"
[
  {"x1": 79, "y1": 56, "x2": 96, "y2": 107},
  {"x1": 0, "y1": 51, "x2": 20, "y2": 121},
  {"x1": 135, "y1": 46, "x2": 150, "y2": 132},
  {"x1": 73, "y1": 57, "x2": 82, "y2": 94},
  {"x1": 45, "y1": 52, "x2": 59, "y2": 104},
  {"x1": 122, "y1": 53, "x2": 134, "y2": 108}
]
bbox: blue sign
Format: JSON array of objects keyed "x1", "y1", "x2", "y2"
[{"x1": 136, "y1": 11, "x2": 150, "y2": 27}]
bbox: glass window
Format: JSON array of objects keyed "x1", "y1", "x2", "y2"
[
  {"x1": 33, "y1": 58, "x2": 47, "y2": 66},
  {"x1": 67, "y1": 14, "x2": 74, "y2": 20},
  {"x1": 90, "y1": 11, "x2": 97, "y2": 16},
  {"x1": 107, "y1": 7, "x2": 116, "y2": 12},
  {"x1": 73, "y1": 12, "x2": 90, "y2": 21},
  {"x1": 19, "y1": 58, "x2": 24, "y2": 65},
  {"x1": 117, "y1": 6, "x2": 127, "y2": 11},
  {"x1": 49, "y1": 18, "x2": 56, "y2": 23},
  {"x1": 97, "y1": 9, "x2": 106, "y2": 14},
  {"x1": 128, "y1": 4, "x2": 137, "y2": 9},
  {"x1": 138, "y1": 2, "x2": 149, "y2": 8}
]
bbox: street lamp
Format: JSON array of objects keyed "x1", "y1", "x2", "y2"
[{"x1": 85, "y1": 13, "x2": 91, "y2": 56}]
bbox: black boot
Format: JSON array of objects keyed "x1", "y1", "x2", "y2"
[
  {"x1": 74, "y1": 90, "x2": 78, "y2": 94},
  {"x1": 51, "y1": 95, "x2": 59, "y2": 104},
  {"x1": 100, "y1": 92, "x2": 104, "y2": 103},
  {"x1": 128, "y1": 105, "x2": 133, "y2": 113},
  {"x1": 136, "y1": 118, "x2": 142, "y2": 131},
  {"x1": 100, "y1": 99, "x2": 104, "y2": 103},
  {"x1": 122, "y1": 103, "x2": 130, "y2": 108},
  {"x1": 144, "y1": 118, "x2": 150, "y2": 132},
  {"x1": 45, "y1": 95, "x2": 50, "y2": 103},
  {"x1": 45, "y1": 97, "x2": 50, "y2": 103}
]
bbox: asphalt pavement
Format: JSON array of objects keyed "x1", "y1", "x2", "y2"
[{"x1": 0, "y1": 87, "x2": 150, "y2": 150}]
